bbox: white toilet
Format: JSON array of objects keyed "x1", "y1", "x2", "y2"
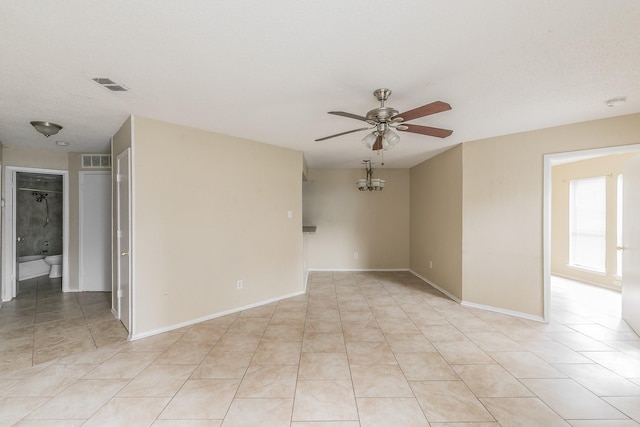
[{"x1": 43, "y1": 255, "x2": 63, "y2": 278}]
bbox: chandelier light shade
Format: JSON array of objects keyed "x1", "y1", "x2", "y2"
[
  {"x1": 30, "y1": 121, "x2": 63, "y2": 137},
  {"x1": 356, "y1": 160, "x2": 385, "y2": 191}
]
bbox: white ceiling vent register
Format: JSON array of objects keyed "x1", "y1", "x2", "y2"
[{"x1": 82, "y1": 154, "x2": 111, "y2": 169}]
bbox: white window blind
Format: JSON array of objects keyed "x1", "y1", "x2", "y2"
[{"x1": 569, "y1": 176, "x2": 606, "y2": 272}]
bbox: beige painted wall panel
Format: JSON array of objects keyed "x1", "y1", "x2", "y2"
[
  {"x1": 132, "y1": 117, "x2": 303, "y2": 335},
  {"x1": 551, "y1": 153, "x2": 636, "y2": 289},
  {"x1": 410, "y1": 145, "x2": 463, "y2": 299},
  {"x1": 462, "y1": 113, "x2": 640, "y2": 317},
  {"x1": 2, "y1": 145, "x2": 69, "y2": 171},
  {"x1": 303, "y1": 168, "x2": 410, "y2": 270}
]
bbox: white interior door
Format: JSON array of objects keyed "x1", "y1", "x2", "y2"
[
  {"x1": 117, "y1": 149, "x2": 131, "y2": 332},
  {"x1": 79, "y1": 172, "x2": 111, "y2": 291},
  {"x1": 622, "y1": 154, "x2": 640, "y2": 334}
]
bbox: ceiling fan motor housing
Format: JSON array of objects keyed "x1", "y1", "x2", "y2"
[{"x1": 366, "y1": 107, "x2": 400, "y2": 124}]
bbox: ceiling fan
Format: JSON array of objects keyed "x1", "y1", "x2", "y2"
[{"x1": 316, "y1": 88, "x2": 453, "y2": 151}]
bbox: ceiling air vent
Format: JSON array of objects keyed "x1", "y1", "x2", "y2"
[
  {"x1": 82, "y1": 154, "x2": 111, "y2": 169},
  {"x1": 92, "y1": 77, "x2": 129, "y2": 92}
]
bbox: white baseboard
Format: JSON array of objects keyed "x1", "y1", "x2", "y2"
[
  {"x1": 129, "y1": 290, "x2": 307, "y2": 341},
  {"x1": 460, "y1": 300, "x2": 545, "y2": 323},
  {"x1": 408, "y1": 269, "x2": 544, "y2": 323},
  {"x1": 408, "y1": 269, "x2": 461, "y2": 303}
]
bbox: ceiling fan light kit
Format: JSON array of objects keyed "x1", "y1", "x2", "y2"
[{"x1": 316, "y1": 88, "x2": 453, "y2": 152}]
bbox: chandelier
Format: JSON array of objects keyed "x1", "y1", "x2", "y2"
[{"x1": 356, "y1": 160, "x2": 385, "y2": 191}]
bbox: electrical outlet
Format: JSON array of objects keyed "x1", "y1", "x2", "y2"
[
  {"x1": 429, "y1": 261, "x2": 433, "y2": 269},
  {"x1": 354, "y1": 252, "x2": 359, "y2": 259},
  {"x1": 236, "y1": 280, "x2": 243, "y2": 289}
]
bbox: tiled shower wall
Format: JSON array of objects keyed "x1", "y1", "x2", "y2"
[{"x1": 16, "y1": 173, "x2": 63, "y2": 258}]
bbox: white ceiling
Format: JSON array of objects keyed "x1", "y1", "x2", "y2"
[{"x1": 1, "y1": 1, "x2": 639, "y2": 168}]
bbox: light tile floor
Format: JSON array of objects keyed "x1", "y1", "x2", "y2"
[
  {"x1": 0, "y1": 272, "x2": 639, "y2": 426},
  {"x1": 0, "y1": 275, "x2": 128, "y2": 371}
]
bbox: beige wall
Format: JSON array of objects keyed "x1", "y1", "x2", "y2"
[
  {"x1": 461, "y1": 113, "x2": 640, "y2": 318},
  {"x1": 1, "y1": 145, "x2": 69, "y2": 172},
  {"x1": 410, "y1": 145, "x2": 463, "y2": 299},
  {"x1": 130, "y1": 116, "x2": 304, "y2": 336},
  {"x1": 302, "y1": 168, "x2": 410, "y2": 270},
  {"x1": 551, "y1": 153, "x2": 636, "y2": 289}
]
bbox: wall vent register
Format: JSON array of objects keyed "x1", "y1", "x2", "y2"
[{"x1": 82, "y1": 154, "x2": 111, "y2": 169}]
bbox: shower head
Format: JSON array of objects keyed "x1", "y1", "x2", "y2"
[{"x1": 32, "y1": 192, "x2": 48, "y2": 202}]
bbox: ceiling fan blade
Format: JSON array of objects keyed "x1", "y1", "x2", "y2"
[
  {"x1": 392, "y1": 101, "x2": 451, "y2": 122},
  {"x1": 372, "y1": 134, "x2": 383, "y2": 151},
  {"x1": 315, "y1": 127, "x2": 370, "y2": 142},
  {"x1": 328, "y1": 111, "x2": 368, "y2": 122},
  {"x1": 398, "y1": 124, "x2": 453, "y2": 138}
]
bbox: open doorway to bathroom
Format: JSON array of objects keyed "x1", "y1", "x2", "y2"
[
  {"x1": 16, "y1": 172, "x2": 64, "y2": 286},
  {"x1": 2, "y1": 167, "x2": 69, "y2": 302}
]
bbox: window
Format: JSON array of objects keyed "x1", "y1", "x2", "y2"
[
  {"x1": 569, "y1": 176, "x2": 606, "y2": 272},
  {"x1": 617, "y1": 174, "x2": 623, "y2": 277}
]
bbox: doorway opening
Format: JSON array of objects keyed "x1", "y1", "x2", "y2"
[
  {"x1": 2, "y1": 167, "x2": 69, "y2": 301},
  {"x1": 543, "y1": 144, "x2": 640, "y2": 323}
]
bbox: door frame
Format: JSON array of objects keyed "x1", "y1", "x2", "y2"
[
  {"x1": 543, "y1": 143, "x2": 640, "y2": 322},
  {"x1": 116, "y1": 148, "x2": 133, "y2": 336},
  {"x1": 79, "y1": 170, "x2": 112, "y2": 292},
  {"x1": 2, "y1": 167, "x2": 70, "y2": 301}
]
